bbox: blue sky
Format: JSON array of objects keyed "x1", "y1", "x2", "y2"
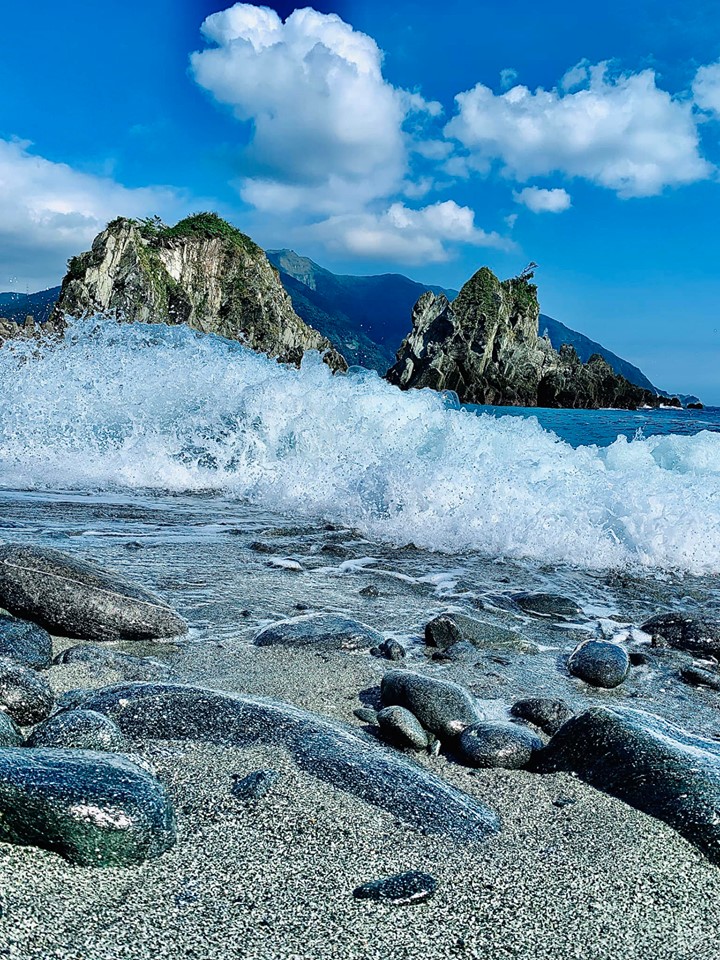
[{"x1": 1, "y1": 0, "x2": 719, "y2": 400}]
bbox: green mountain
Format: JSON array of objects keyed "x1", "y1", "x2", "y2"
[{"x1": 0, "y1": 287, "x2": 61, "y2": 325}]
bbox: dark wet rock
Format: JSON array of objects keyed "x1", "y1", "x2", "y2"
[
  {"x1": 353, "y1": 870, "x2": 437, "y2": 905},
  {"x1": 534, "y1": 707, "x2": 720, "y2": 864},
  {"x1": 629, "y1": 651, "x2": 651, "y2": 667},
  {"x1": 254, "y1": 613, "x2": 383, "y2": 651},
  {"x1": 0, "y1": 657, "x2": 54, "y2": 725},
  {"x1": 680, "y1": 666, "x2": 720, "y2": 691},
  {"x1": 425, "y1": 612, "x2": 536, "y2": 653},
  {"x1": 0, "y1": 711, "x2": 23, "y2": 747},
  {"x1": 377, "y1": 706, "x2": 429, "y2": 750},
  {"x1": 353, "y1": 707, "x2": 378, "y2": 724},
  {"x1": 231, "y1": 769, "x2": 280, "y2": 801},
  {"x1": 0, "y1": 748, "x2": 176, "y2": 866},
  {"x1": 53, "y1": 644, "x2": 173, "y2": 682},
  {"x1": 359, "y1": 585, "x2": 379, "y2": 598},
  {"x1": 26, "y1": 709, "x2": 128, "y2": 752},
  {"x1": 249, "y1": 541, "x2": 276, "y2": 554},
  {"x1": 641, "y1": 613, "x2": 720, "y2": 657},
  {"x1": 568, "y1": 639, "x2": 630, "y2": 689},
  {"x1": 432, "y1": 641, "x2": 475, "y2": 663},
  {"x1": 0, "y1": 614, "x2": 52, "y2": 670},
  {"x1": 380, "y1": 670, "x2": 482, "y2": 739},
  {"x1": 513, "y1": 593, "x2": 582, "y2": 619},
  {"x1": 457, "y1": 721, "x2": 543, "y2": 769},
  {"x1": 552, "y1": 795, "x2": 577, "y2": 808},
  {"x1": 370, "y1": 639, "x2": 406, "y2": 661},
  {"x1": 81, "y1": 683, "x2": 499, "y2": 844},
  {"x1": 510, "y1": 697, "x2": 573, "y2": 735},
  {"x1": 0, "y1": 544, "x2": 187, "y2": 642},
  {"x1": 123, "y1": 541, "x2": 144, "y2": 551}
]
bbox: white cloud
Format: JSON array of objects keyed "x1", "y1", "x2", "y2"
[
  {"x1": 693, "y1": 61, "x2": 720, "y2": 117},
  {"x1": 191, "y1": 4, "x2": 432, "y2": 214},
  {"x1": 307, "y1": 200, "x2": 510, "y2": 264},
  {"x1": 445, "y1": 62, "x2": 712, "y2": 197},
  {"x1": 514, "y1": 186, "x2": 572, "y2": 213},
  {"x1": 0, "y1": 138, "x2": 181, "y2": 291}
]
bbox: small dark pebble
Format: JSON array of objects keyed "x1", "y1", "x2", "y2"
[
  {"x1": 680, "y1": 666, "x2": 720, "y2": 691},
  {"x1": 359, "y1": 585, "x2": 379, "y2": 598},
  {"x1": 552, "y1": 796, "x2": 577, "y2": 808},
  {"x1": 123, "y1": 541, "x2": 144, "y2": 551},
  {"x1": 370, "y1": 639, "x2": 406, "y2": 661},
  {"x1": 231, "y1": 769, "x2": 280, "y2": 801},
  {"x1": 249, "y1": 541, "x2": 276, "y2": 554},
  {"x1": 353, "y1": 870, "x2": 437, "y2": 905},
  {"x1": 295, "y1": 603, "x2": 310, "y2": 611}
]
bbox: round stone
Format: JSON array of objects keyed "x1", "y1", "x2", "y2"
[
  {"x1": 0, "y1": 656, "x2": 54, "y2": 725},
  {"x1": 568, "y1": 639, "x2": 630, "y2": 689},
  {"x1": 26, "y1": 709, "x2": 128, "y2": 752},
  {"x1": 457, "y1": 721, "x2": 543, "y2": 769}
]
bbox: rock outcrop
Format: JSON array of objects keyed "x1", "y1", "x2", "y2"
[
  {"x1": 386, "y1": 267, "x2": 671, "y2": 409},
  {"x1": 50, "y1": 214, "x2": 346, "y2": 371}
]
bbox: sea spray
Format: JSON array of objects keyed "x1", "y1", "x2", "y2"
[{"x1": 1, "y1": 317, "x2": 719, "y2": 574}]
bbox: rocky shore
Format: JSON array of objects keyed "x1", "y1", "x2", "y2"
[{"x1": 0, "y1": 491, "x2": 719, "y2": 959}]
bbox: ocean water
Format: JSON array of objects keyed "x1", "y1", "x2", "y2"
[{"x1": 0, "y1": 317, "x2": 718, "y2": 575}]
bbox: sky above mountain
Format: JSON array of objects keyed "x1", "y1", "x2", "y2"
[{"x1": 1, "y1": 0, "x2": 719, "y2": 400}]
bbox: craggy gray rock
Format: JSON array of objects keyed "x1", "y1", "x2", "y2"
[
  {"x1": 568, "y1": 639, "x2": 630, "y2": 689},
  {"x1": 353, "y1": 871, "x2": 437, "y2": 905},
  {"x1": 0, "y1": 656, "x2": 54, "y2": 725},
  {"x1": 376, "y1": 706, "x2": 429, "y2": 751},
  {"x1": 510, "y1": 697, "x2": 573, "y2": 735},
  {"x1": 641, "y1": 613, "x2": 720, "y2": 657},
  {"x1": 386, "y1": 266, "x2": 665, "y2": 409},
  {"x1": 457, "y1": 722, "x2": 543, "y2": 769},
  {"x1": 380, "y1": 670, "x2": 482, "y2": 739},
  {"x1": 26, "y1": 709, "x2": 128, "y2": 752},
  {"x1": 370, "y1": 638, "x2": 406, "y2": 661},
  {"x1": 0, "y1": 748, "x2": 176, "y2": 866},
  {"x1": 79, "y1": 682, "x2": 500, "y2": 844},
  {"x1": 254, "y1": 613, "x2": 383, "y2": 651},
  {"x1": 425, "y1": 612, "x2": 536, "y2": 653},
  {"x1": 0, "y1": 614, "x2": 53, "y2": 670},
  {"x1": 534, "y1": 707, "x2": 720, "y2": 864},
  {"x1": 0, "y1": 544, "x2": 187, "y2": 642}
]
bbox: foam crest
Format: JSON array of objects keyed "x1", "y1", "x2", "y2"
[{"x1": 0, "y1": 318, "x2": 718, "y2": 573}]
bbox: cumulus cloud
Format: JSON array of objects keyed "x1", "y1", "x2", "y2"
[
  {"x1": 307, "y1": 200, "x2": 510, "y2": 264},
  {"x1": 191, "y1": 4, "x2": 433, "y2": 212},
  {"x1": 445, "y1": 62, "x2": 712, "y2": 197},
  {"x1": 0, "y1": 138, "x2": 180, "y2": 291},
  {"x1": 693, "y1": 61, "x2": 720, "y2": 117},
  {"x1": 514, "y1": 186, "x2": 572, "y2": 213}
]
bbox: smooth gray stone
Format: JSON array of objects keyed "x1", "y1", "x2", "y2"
[
  {"x1": 510, "y1": 697, "x2": 573, "y2": 735},
  {"x1": 0, "y1": 657, "x2": 54, "y2": 725},
  {"x1": 513, "y1": 593, "x2": 582, "y2": 619},
  {"x1": 353, "y1": 707, "x2": 378, "y2": 725},
  {"x1": 0, "y1": 748, "x2": 176, "y2": 866},
  {"x1": 26, "y1": 709, "x2": 128, "y2": 752},
  {"x1": 80, "y1": 683, "x2": 499, "y2": 845},
  {"x1": 377, "y1": 706, "x2": 429, "y2": 750},
  {"x1": 641, "y1": 613, "x2": 720, "y2": 657},
  {"x1": 568, "y1": 639, "x2": 630, "y2": 689},
  {"x1": 0, "y1": 711, "x2": 23, "y2": 747},
  {"x1": 0, "y1": 544, "x2": 187, "y2": 642},
  {"x1": 380, "y1": 670, "x2": 482, "y2": 739},
  {"x1": 254, "y1": 613, "x2": 383, "y2": 650},
  {"x1": 534, "y1": 707, "x2": 720, "y2": 864},
  {"x1": 458, "y1": 722, "x2": 543, "y2": 769},
  {"x1": 231, "y1": 769, "x2": 280, "y2": 801},
  {"x1": 353, "y1": 870, "x2": 437, "y2": 904},
  {"x1": 0, "y1": 614, "x2": 52, "y2": 669},
  {"x1": 53, "y1": 644, "x2": 173, "y2": 681},
  {"x1": 425, "y1": 613, "x2": 536, "y2": 653}
]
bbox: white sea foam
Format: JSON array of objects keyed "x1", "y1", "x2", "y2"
[{"x1": 1, "y1": 317, "x2": 719, "y2": 574}]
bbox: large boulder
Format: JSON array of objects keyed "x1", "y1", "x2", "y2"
[
  {"x1": 254, "y1": 613, "x2": 383, "y2": 651},
  {"x1": 380, "y1": 671, "x2": 482, "y2": 739},
  {"x1": 535, "y1": 707, "x2": 720, "y2": 864},
  {"x1": 0, "y1": 614, "x2": 53, "y2": 669},
  {"x1": 0, "y1": 748, "x2": 176, "y2": 865},
  {"x1": 0, "y1": 544, "x2": 187, "y2": 642}
]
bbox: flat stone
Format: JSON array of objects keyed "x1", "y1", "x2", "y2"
[
  {"x1": 380, "y1": 670, "x2": 482, "y2": 739},
  {"x1": 425, "y1": 612, "x2": 536, "y2": 653},
  {"x1": 53, "y1": 644, "x2": 173, "y2": 681},
  {"x1": 254, "y1": 613, "x2": 383, "y2": 651},
  {"x1": 568, "y1": 639, "x2": 630, "y2": 689},
  {"x1": 641, "y1": 613, "x2": 720, "y2": 657},
  {"x1": 353, "y1": 870, "x2": 437, "y2": 905},
  {"x1": 230, "y1": 769, "x2": 280, "y2": 801},
  {"x1": 26, "y1": 709, "x2": 128, "y2": 752},
  {"x1": 0, "y1": 656, "x2": 54, "y2": 725},
  {"x1": 0, "y1": 748, "x2": 176, "y2": 866},
  {"x1": 510, "y1": 697, "x2": 573, "y2": 735},
  {"x1": 513, "y1": 593, "x2": 582, "y2": 619},
  {"x1": 0, "y1": 544, "x2": 187, "y2": 642},
  {"x1": 376, "y1": 706, "x2": 429, "y2": 750},
  {"x1": 457, "y1": 721, "x2": 543, "y2": 769},
  {"x1": 80, "y1": 683, "x2": 499, "y2": 845},
  {"x1": 0, "y1": 614, "x2": 52, "y2": 669},
  {"x1": 534, "y1": 707, "x2": 720, "y2": 864},
  {"x1": 0, "y1": 711, "x2": 23, "y2": 747}
]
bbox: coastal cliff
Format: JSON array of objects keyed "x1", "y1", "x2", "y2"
[
  {"x1": 386, "y1": 267, "x2": 672, "y2": 409},
  {"x1": 50, "y1": 214, "x2": 346, "y2": 371}
]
